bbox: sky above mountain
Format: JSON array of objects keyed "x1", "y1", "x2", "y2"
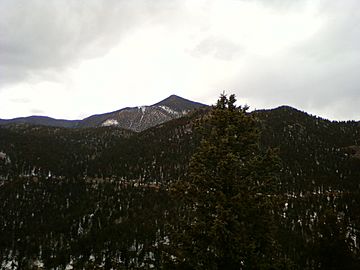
[{"x1": 1, "y1": 0, "x2": 359, "y2": 121}]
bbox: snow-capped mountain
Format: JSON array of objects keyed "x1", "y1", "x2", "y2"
[
  {"x1": 0, "y1": 95, "x2": 207, "y2": 132},
  {"x1": 78, "y1": 95, "x2": 207, "y2": 132}
]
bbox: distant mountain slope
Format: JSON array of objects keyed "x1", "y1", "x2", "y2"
[
  {"x1": 88, "y1": 105, "x2": 360, "y2": 185},
  {"x1": 0, "y1": 95, "x2": 207, "y2": 132},
  {"x1": 0, "y1": 124, "x2": 133, "y2": 177},
  {"x1": 78, "y1": 95, "x2": 207, "y2": 132},
  {"x1": 3, "y1": 103, "x2": 359, "y2": 186},
  {"x1": 0, "y1": 116, "x2": 80, "y2": 128}
]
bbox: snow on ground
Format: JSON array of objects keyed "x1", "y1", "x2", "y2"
[
  {"x1": 102, "y1": 119, "x2": 119, "y2": 127},
  {"x1": 0, "y1": 151, "x2": 6, "y2": 159},
  {"x1": 139, "y1": 106, "x2": 147, "y2": 113},
  {"x1": 158, "y1": 106, "x2": 179, "y2": 115}
]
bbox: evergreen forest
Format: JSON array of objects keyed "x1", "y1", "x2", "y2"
[{"x1": 1, "y1": 95, "x2": 360, "y2": 269}]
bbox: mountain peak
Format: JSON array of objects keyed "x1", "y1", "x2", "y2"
[
  {"x1": 154, "y1": 95, "x2": 207, "y2": 112},
  {"x1": 0, "y1": 95, "x2": 207, "y2": 132},
  {"x1": 155, "y1": 94, "x2": 190, "y2": 105},
  {"x1": 165, "y1": 94, "x2": 183, "y2": 100}
]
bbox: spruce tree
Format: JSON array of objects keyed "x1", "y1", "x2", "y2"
[{"x1": 168, "y1": 94, "x2": 283, "y2": 269}]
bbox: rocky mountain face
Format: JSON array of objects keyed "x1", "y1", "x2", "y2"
[
  {"x1": 78, "y1": 95, "x2": 207, "y2": 132},
  {"x1": 0, "y1": 95, "x2": 207, "y2": 132}
]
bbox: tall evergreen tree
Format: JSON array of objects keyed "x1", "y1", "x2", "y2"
[{"x1": 168, "y1": 94, "x2": 284, "y2": 269}]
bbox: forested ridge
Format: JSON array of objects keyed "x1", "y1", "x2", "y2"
[{"x1": 0, "y1": 102, "x2": 360, "y2": 269}]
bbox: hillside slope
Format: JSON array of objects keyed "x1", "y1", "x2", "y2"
[{"x1": 0, "y1": 95, "x2": 207, "y2": 132}]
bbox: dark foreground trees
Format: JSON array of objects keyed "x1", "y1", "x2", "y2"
[
  {"x1": 168, "y1": 94, "x2": 286, "y2": 269},
  {"x1": 3, "y1": 94, "x2": 360, "y2": 269}
]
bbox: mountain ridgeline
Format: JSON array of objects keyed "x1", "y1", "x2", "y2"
[
  {"x1": 0, "y1": 96, "x2": 360, "y2": 269},
  {"x1": 0, "y1": 95, "x2": 206, "y2": 132}
]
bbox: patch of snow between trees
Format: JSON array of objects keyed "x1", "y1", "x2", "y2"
[
  {"x1": 102, "y1": 119, "x2": 119, "y2": 127},
  {"x1": 158, "y1": 105, "x2": 179, "y2": 115}
]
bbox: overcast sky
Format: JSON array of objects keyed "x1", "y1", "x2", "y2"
[{"x1": 1, "y1": 0, "x2": 359, "y2": 121}]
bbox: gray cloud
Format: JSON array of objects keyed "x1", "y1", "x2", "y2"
[
  {"x1": 239, "y1": 0, "x2": 312, "y2": 9},
  {"x1": 191, "y1": 36, "x2": 244, "y2": 60},
  {"x1": 220, "y1": 0, "x2": 360, "y2": 120},
  {"x1": 10, "y1": 97, "x2": 30, "y2": 103},
  {"x1": 226, "y1": 51, "x2": 360, "y2": 120},
  {"x1": 297, "y1": 1, "x2": 360, "y2": 60},
  {"x1": 0, "y1": 0, "x2": 181, "y2": 86},
  {"x1": 30, "y1": 108, "x2": 44, "y2": 115}
]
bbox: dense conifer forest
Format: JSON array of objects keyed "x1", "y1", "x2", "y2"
[{"x1": 1, "y1": 96, "x2": 360, "y2": 269}]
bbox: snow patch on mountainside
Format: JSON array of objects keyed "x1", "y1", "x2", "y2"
[
  {"x1": 182, "y1": 110, "x2": 189, "y2": 115},
  {"x1": 102, "y1": 119, "x2": 119, "y2": 127},
  {"x1": 139, "y1": 106, "x2": 146, "y2": 113},
  {"x1": 158, "y1": 105, "x2": 179, "y2": 115}
]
